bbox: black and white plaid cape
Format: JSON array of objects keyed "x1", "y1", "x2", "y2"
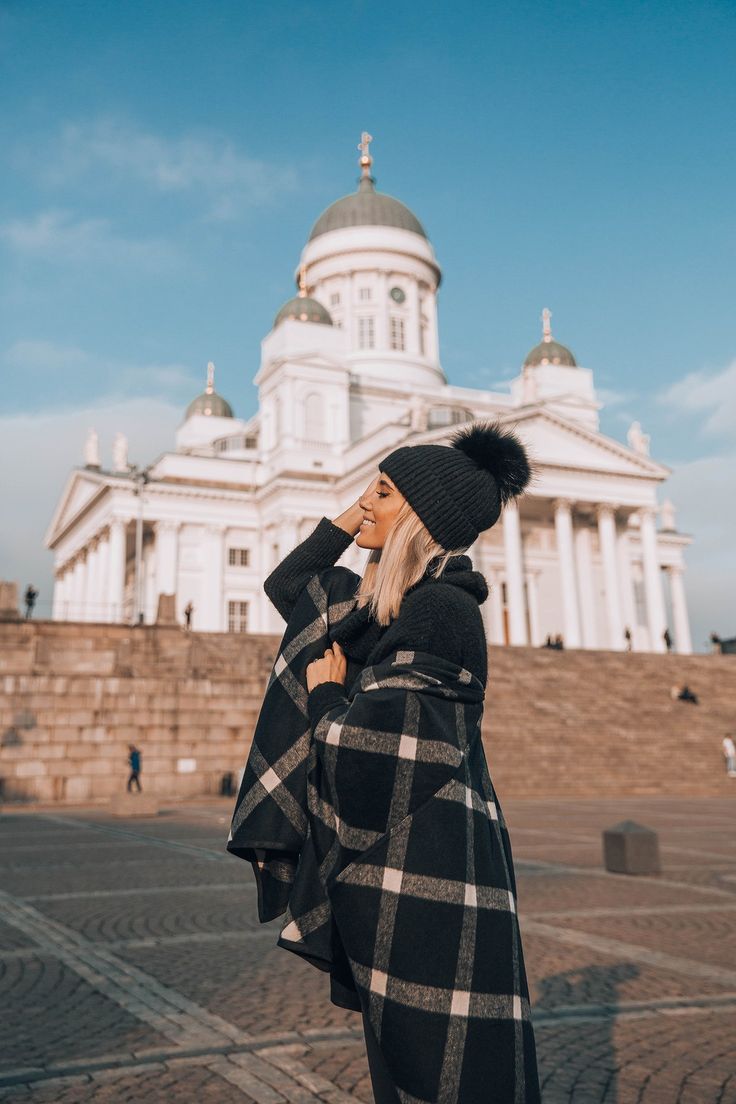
[{"x1": 228, "y1": 567, "x2": 540, "y2": 1103}]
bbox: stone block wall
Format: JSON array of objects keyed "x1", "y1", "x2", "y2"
[{"x1": 0, "y1": 621, "x2": 734, "y2": 804}]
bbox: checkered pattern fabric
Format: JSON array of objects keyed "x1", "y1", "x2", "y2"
[{"x1": 228, "y1": 567, "x2": 540, "y2": 1103}]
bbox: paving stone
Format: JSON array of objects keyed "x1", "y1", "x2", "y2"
[
  {"x1": 0, "y1": 953, "x2": 168, "y2": 1072},
  {"x1": 1, "y1": 797, "x2": 735, "y2": 1103}
]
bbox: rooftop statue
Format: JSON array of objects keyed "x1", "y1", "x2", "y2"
[{"x1": 84, "y1": 428, "x2": 100, "y2": 469}]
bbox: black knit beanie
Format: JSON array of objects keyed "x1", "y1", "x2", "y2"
[{"x1": 379, "y1": 420, "x2": 532, "y2": 549}]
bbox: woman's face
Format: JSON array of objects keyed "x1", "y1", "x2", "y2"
[{"x1": 356, "y1": 471, "x2": 406, "y2": 550}]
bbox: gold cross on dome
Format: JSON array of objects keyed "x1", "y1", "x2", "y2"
[{"x1": 358, "y1": 131, "x2": 373, "y2": 175}]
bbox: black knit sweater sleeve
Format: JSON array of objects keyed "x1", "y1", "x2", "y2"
[{"x1": 263, "y1": 516, "x2": 356, "y2": 623}]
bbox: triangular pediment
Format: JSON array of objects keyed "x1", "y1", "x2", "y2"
[
  {"x1": 45, "y1": 470, "x2": 108, "y2": 547},
  {"x1": 502, "y1": 408, "x2": 669, "y2": 478}
]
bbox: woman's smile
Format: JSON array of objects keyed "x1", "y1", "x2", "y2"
[{"x1": 355, "y1": 473, "x2": 405, "y2": 549}]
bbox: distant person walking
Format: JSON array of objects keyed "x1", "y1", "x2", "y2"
[
  {"x1": 663, "y1": 628, "x2": 672, "y2": 652},
  {"x1": 624, "y1": 626, "x2": 632, "y2": 651},
  {"x1": 184, "y1": 601, "x2": 194, "y2": 630},
  {"x1": 710, "y1": 631, "x2": 722, "y2": 654},
  {"x1": 723, "y1": 735, "x2": 736, "y2": 778},
  {"x1": 24, "y1": 584, "x2": 38, "y2": 619},
  {"x1": 127, "y1": 744, "x2": 142, "y2": 792}
]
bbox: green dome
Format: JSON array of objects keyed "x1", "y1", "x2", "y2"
[
  {"x1": 274, "y1": 295, "x2": 333, "y2": 329},
  {"x1": 308, "y1": 176, "x2": 427, "y2": 241},
  {"x1": 524, "y1": 339, "x2": 577, "y2": 368},
  {"x1": 185, "y1": 390, "x2": 234, "y2": 419}
]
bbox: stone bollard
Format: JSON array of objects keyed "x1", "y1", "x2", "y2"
[
  {"x1": 156, "y1": 593, "x2": 177, "y2": 625},
  {"x1": 0, "y1": 582, "x2": 20, "y2": 622},
  {"x1": 602, "y1": 820, "x2": 661, "y2": 875}
]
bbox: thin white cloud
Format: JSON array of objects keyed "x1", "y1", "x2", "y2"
[
  {"x1": 3, "y1": 340, "x2": 201, "y2": 408},
  {"x1": 25, "y1": 118, "x2": 297, "y2": 222},
  {"x1": 595, "y1": 386, "x2": 630, "y2": 407},
  {"x1": 0, "y1": 210, "x2": 180, "y2": 269},
  {"x1": 658, "y1": 359, "x2": 736, "y2": 437}
]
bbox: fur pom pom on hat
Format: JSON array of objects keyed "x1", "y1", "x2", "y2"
[{"x1": 379, "y1": 420, "x2": 532, "y2": 549}]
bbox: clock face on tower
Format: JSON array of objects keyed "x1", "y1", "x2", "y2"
[{"x1": 389, "y1": 286, "x2": 406, "y2": 304}]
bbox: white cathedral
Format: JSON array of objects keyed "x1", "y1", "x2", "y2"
[{"x1": 46, "y1": 135, "x2": 693, "y2": 654}]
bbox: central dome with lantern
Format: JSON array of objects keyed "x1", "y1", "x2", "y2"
[
  {"x1": 308, "y1": 169, "x2": 428, "y2": 241},
  {"x1": 293, "y1": 133, "x2": 445, "y2": 390}
]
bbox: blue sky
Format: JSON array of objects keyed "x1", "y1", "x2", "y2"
[{"x1": 1, "y1": 0, "x2": 734, "y2": 647}]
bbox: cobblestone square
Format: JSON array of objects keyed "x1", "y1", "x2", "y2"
[{"x1": 0, "y1": 796, "x2": 734, "y2": 1103}]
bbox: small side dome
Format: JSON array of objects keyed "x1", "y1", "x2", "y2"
[
  {"x1": 273, "y1": 295, "x2": 333, "y2": 329},
  {"x1": 524, "y1": 308, "x2": 577, "y2": 368},
  {"x1": 185, "y1": 362, "x2": 234, "y2": 419},
  {"x1": 524, "y1": 339, "x2": 577, "y2": 368}
]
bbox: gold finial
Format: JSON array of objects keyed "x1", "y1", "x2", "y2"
[
  {"x1": 541, "y1": 307, "x2": 552, "y2": 343},
  {"x1": 206, "y1": 361, "x2": 215, "y2": 393},
  {"x1": 358, "y1": 131, "x2": 373, "y2": 178},
  {"x1": 298, "y1": 263, "x2": 308, "y2": 298}
]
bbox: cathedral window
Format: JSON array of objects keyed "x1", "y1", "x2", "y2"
[
  {"x1": 390, "y1": 316, "x2": 405, "y2": 351},
  {"x1": 228, "y1": 548, "x2": 250, "y2": 567},
  {"x1": 359, "y1": 287, "x2": 372, "y2": 301},
  {"x1": 330, "y1": 291, "x2": 340, "y2": 306},
  {"x1": 358, "y1": 316, "x2": 375, "y2": 349},
  {"x1": 228, "y1": 600, "x2": 249, "y2": 632}
]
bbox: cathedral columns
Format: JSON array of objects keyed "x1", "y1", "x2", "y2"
[
  {"x1": 616, "y1": 522, "x2": 637, "y2": 646},
  {"x1": 52, "y1": 571, "x2": 66, "y2": 620},
  {"x1": 525, "y1": 569, "x2": 541, "y2": 646},
  {"x1": 597, "y1": 505, "x2": 625, "y2": 651},
  {"x1": 85, "y1": 539, "x2": 101, "y2": 622},
  {"x1": 97, "y1": 533, "x2": 110, "y2": 620},
  {"x1": 502, "y1": 500, "x2": 527, "y2": 645},
  {"x1": 476, "y1": 542, "x2": 504, "y2": 645},
  {"x1": 574, "y1": 521, "x2": 598, "y2": 648},
  {"x1": 668, "y1": 565, "x2": 693, "y2": 655},
  {"x1": 260, "y1": 526, "x2": 281, "y2": 634},
  {"x1": 553, "y1": 499, "x2": 581, "y2": 648},
  {"x1": 201, "y1": 525, "x2": 225, "y2": 631},
  {"x1": 638, "y1": 507, "x2": 667, "y2": 653},
  {"x1": 70, "y1": 555, "x2": 86, "y2": 622},
  {"x1": 482, "y1": 565, "x2": 505, "y2": 645},
  {"x1": 155, "y1": 521, "x2": 180, "y2": 602},
  {"x1": 108, "y1": 519, "x2": 127, "y2": 623}
]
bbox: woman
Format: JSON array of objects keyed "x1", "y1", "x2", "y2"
[{"x1": 228, "y1": 421, "x2": 541, "y2": 1103}]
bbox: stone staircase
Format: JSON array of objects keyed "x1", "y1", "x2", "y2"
[
  {"x1": 482, "y1": 646, "x2": 736, "y2": 798},
  {"x1": 0, "y1": 621, "x2": 733, "y2": 803}
]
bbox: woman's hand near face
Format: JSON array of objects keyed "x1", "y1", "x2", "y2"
[
  {"x1": 306, "y1": 641, "x2": 347, "y2": 691},
  {"x1": 332, "y1": 496, "x2": 367, "y2": 537}
]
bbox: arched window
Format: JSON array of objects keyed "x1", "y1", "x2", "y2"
[{"x1": 304, "y1": 392, "x2": 324, "y2": 441}]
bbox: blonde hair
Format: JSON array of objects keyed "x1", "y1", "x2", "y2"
[{"x1": 355, "y1": 500, "x2": 469, "y2": 626}]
